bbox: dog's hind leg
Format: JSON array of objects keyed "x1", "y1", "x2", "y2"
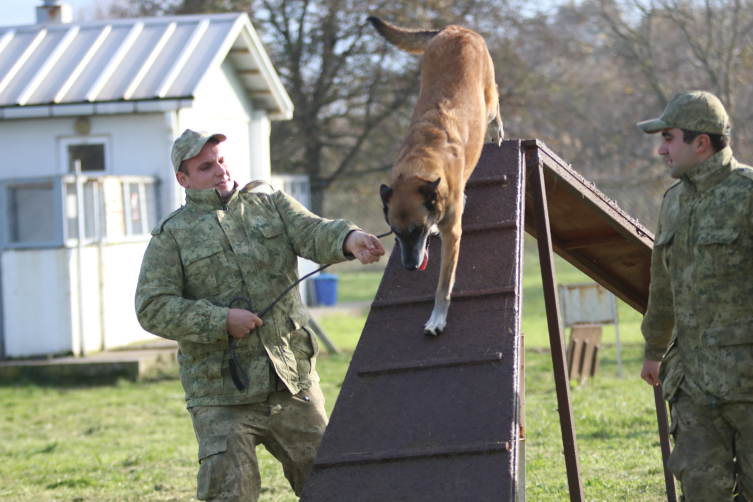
[
  {"x1": 424, "y1": 225, "x2": 461, "y2": 336},
  {"x1": 485, "y1": 102, "x2": 504, "y2": 147}
]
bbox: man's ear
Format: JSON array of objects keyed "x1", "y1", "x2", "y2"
[
  {"x1": 176, "y1": 171, "x2": 189, "y2": 189},
  {"x1": 695, "y1": 133, "x2": 712, "y2": 154}
]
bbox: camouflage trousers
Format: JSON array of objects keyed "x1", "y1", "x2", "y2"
[
  {"x1": 668, "y1": 390, "x2": 753, "y2": 502},
  {"x1": 188, "y1": 383, "x2": 328, "y2": 502}
]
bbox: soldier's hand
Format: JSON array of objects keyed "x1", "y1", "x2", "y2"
[
  {"x1": 641, "y1": 359, "x2": 661, "y2": 386},
  {"x1": 227, "y1": 308, "x2": 263, "y2": 338},
  {"x1": 344, "y1": 231, "x2": 386, "y2": 264}
]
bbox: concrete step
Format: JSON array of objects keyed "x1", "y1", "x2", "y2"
[{"x1": 0, "y1": 341, "x2": 178, "y2": 384}]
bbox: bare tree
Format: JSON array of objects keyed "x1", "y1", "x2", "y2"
[
  {"x1": 102, "y1": 0, "x2": 510, "y2": 215},
  {"x1": 258, "y1": 0, "x2": 511, "y2": 214},
  {"x1": 594, "y1": 0, "x2": 753, "y2": 158}
]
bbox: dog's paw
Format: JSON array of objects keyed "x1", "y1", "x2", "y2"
[
  {"x1": 424, "y1": 326, "x2": 443, "y2": 336},
  {"x1": 493, "y1": 123, "x2": 504, "y2": 146},
  {"x1": 423, "y1": 311, "x2": 447, "y2": 336}
]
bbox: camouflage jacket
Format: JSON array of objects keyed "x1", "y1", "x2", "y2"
[
  {"x1": 642, "y1": 147, "x2": 753, "y2": 405},
  {"x1": 135, "y1": 184, "x2": 358, "y2": 407}
]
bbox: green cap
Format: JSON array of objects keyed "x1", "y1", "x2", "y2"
[
  {"x1": 171, "y1": 129, "x2": 227, "y2": 173},
  {"x1": 637, "y1": 91, "x2": 731, "y2": 135}
]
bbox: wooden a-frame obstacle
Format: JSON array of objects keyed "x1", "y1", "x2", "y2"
[{"x1": 300, "y1": 140, "x2": 675, "y2": 502}]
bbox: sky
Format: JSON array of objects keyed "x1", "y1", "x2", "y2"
[{"x1": 0, "y1": 0, "x2": 102, "y2": 27}]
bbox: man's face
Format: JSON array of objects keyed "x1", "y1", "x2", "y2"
[
  {"x1": 658, "y1": 128, "x2": 703, "y2": 179},
  {"x1": 176, "y1": 141, "x2": 234, "y2": 198}
]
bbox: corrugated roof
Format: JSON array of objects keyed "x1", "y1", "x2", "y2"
[{"x1": 0, "y1": 13, "x2": 293, "y2": 120}]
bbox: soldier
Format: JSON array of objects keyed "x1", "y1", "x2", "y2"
[
  {"x1": 135, "y1": 129, "x2": 385, "y2": 501},
  {"x1": 638, "y1": 91, "x2": 752, "y2": 501}
]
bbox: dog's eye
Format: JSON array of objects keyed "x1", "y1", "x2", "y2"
[{"x1": 393, "y1": 227, "x2": 402, "y2": 235}]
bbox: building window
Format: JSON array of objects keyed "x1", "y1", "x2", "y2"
[
  {"x1": 0, "y1": 175, "x2": 158, "y2": 249},
  {"x1": 65, "y1": 180, "x2": 101, "y2": 242},
  {"x1": 6, "y1": 183, "x2": 56, "y2": 244},
  {"x1": 121, "y1": 181, "x2": 158, "y2": 238},
  {"x1": 68, "y1": 144, "x2": 105, "y2": 173},
  {"x1": 59, "y1": 136, "x2": 110, "y2": 174}
]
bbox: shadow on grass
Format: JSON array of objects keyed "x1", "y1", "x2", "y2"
[{"x1": 0, "y1": 363, "x2": 180, "y2": 388}]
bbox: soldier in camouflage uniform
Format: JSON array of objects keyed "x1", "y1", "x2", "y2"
[
  {"x1": 135, "y1": 129, "x2": 385, "y2": 501},
  {"x1": 639, "y1": 91, "x2": 753, "y2": 501}
]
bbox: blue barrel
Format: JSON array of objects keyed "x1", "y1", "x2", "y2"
[{"x1": 313, "y1": 273, "x2": 339, "y2": 306}]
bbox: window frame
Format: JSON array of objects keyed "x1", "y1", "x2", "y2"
[
  {"x1": 0, "y1": 176, "x2": 66, "y2": 249},
  {"x1": 58, "y1": 135, "x2": 111, "y2": 175}
]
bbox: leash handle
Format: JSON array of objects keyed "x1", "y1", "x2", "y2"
[{"x1": 227, "y1": 297, "x2": 253, "y2": 391}]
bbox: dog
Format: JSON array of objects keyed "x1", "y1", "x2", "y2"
[{"x1": 371, "y1": 16, "x2": 504, "y2": 336}]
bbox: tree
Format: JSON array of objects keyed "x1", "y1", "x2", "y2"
[{"x1": 102, "y1": 0, "x2": 511, "y2": 216}]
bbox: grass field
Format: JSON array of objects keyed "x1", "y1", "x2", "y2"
[{"x1": 0, "y1": 235, "x2": 672, "y2": 501}]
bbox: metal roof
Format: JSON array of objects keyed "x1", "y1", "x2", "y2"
[{"x1": 0, "y1": 13, "x2": 293, "y2": 120}]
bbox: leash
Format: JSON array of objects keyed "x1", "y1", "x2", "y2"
[{"x1": 226, "y1": 229, "x2": 394, "y2": 391}]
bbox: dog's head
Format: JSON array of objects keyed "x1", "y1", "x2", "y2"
[{"x1": 380, "y1": 176, "x2": 443, "y2": 271}]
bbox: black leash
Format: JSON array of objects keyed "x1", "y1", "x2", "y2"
[{"x1": 226, "y1": 229, "x2": 394, "y2": 391}]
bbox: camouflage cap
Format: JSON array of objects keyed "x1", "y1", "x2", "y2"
[
  {"x1": 637, "y1": 91, "x2": 731, "y2": 135},
  {"x1": 171, "y1": 129, "x2": 227, "y2": 173}
]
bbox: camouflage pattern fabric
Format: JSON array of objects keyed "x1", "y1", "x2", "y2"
[
  {"x1": 668, "y1": 390, "x2": 753, "y2": 501},
  {"x1": 171, "y1": 129, "x2": 227, "y2": 172},
  {"x1": 189, "y1": 384, "x2": 328, "y2": 501},
  {"x1": 638, "y1": 91, "x2": 731, "y2": 136},
  {"x1": 135, "y1": 185, "x2": 358, "y2": 407},
  {"x1": 642, "y1": 146, "x2": 753, "y2": 407}
]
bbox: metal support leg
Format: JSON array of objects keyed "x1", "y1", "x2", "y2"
[
  {"x1": 529, "y1": 151, "x2": 585, "y2": 502},
  {"x1": 654, "y1": 384, "x2": 677, "y2": 502}
]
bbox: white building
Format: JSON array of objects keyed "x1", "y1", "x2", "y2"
[{"x1": 0, "y1": 4, "x2": 293, "y2": 358}]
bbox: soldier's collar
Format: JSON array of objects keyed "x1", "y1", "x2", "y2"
[
  {"x1": 184, "y1": 182, "x2": 240, "y2": 210},
  {"x1": 681, "y1": 146, "x2": 735, "y2": 193}
]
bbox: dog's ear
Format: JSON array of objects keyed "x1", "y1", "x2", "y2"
[
  {"x1": 419, "y1": 178, "x2": 441, "y2": 211},
  {"x1": 380, "y1": 184, "x2": 393, "y2": 223},
  {"x1": 380, "y1": 184, "x2": 393, "y2": 205}
]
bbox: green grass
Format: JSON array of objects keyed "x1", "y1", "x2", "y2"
[
  {"x1": 524, "y1": 342, "x2": 669, "y2": 501},
  {"x1": 0, "y1": 356, "x2": 352, "y2": 502},
  {"x1": 0, "y1": 236, "x2": 670, "y2": 501},
  {"x1": 336, "y1": 271, "x2": 383, "y2": 304}
]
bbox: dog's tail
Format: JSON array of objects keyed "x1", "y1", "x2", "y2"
[{"x1": 367, "y1": 16, "x2": 442, "y2": 55}]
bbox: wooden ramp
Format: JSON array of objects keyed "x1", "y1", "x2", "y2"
[
  {"x1": 302, "y1": 141, "x2": 526, "y2": 501},
  {"x1": 303, "y1": 140, "x2": 675, "y2": 502}
]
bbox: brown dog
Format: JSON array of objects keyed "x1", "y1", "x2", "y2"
[{"x1": 371, "y1": 16, "x2": 504, "y2": 336}]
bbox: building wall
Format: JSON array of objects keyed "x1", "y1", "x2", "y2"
[
  {"x1": 0, "y1": 113, "x2": 167, "y2": 178},
  {"x1": 2, "y1": 241, "x2": 155, "y2": 358},
  {"x1": 101, "y1": 242, "x2": 154, "y2": 349},
  {"x1": 2, "y1": 248, "x2": 75, "y2": 357}
]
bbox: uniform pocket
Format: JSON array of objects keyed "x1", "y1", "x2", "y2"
[
  {"x1": 303, "y1": 325, "x2": 320, "y2": 358},
  {"x1": 182, "y1": 241, "x2": 223, "y2": 297},
  {"x1": 696, "y1": 227, "x2": 744, "y2": 276},
  {"x1": 668, "y1": 405, "x2": 678, "y2": 439},
  {"x1": 259, "y1": 221, "x2": 285, "y2": 239},
  {"x1": 696, "y1": 228, "x2": 740, "y2": 246},
  {"x1": 196, "y1": 435, "x2": 228, "y2": 500},
  {"x1": 704, "y1": 318, "x2": 753, "y2": 391},
  {"x1": 290, "y1": 314, "x2": 319, "y2": 382},
  {"x1": 654, "y1": 229, "x2": 674, "y2": 269},
  {"x1": 183, "y1": 351, "x2": 224, "y2": 399},
  {"x1": 704, "y1": 317, "x2": 753, "y2": 346}
]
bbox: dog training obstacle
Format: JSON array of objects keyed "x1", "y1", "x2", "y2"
[{"x1": 301, "y1": 140, "x2": 674, "y2": 502}]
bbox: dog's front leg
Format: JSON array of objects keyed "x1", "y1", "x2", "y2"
[{"x1": 424, "y1": 224, "x2": 461, "y2": 336}]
